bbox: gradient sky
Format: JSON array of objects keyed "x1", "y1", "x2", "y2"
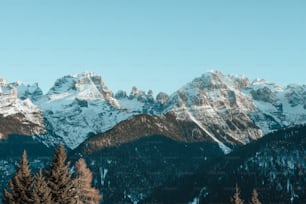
[{"x1": 0, "y1": 0, "x2": 305, "y2": 95}]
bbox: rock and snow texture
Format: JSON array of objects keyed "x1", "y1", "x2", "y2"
[
  {"x1": 165, "y1": 71, "x2": 263, "y2": 149},
  {"x1": 1, "y1": 71, "x2": 306, "y2": 151},
  {"x1": 0, "y1": 78, "x2": 44, "y2": 137},
  {"x1": 247, "y1": 80, "x2": 306, "y2": 134},
  {"x1": 34, "y1": 72, "x2": 161, "y2": 148},
  {"x1": 167, "y1": 71, "x2": 306, "y2": 147},
  {"x1": 14, "y1": 82, "x2": 43, "y2": 102},
  {"x1": 35, "y1": 73, "x2": 135, "y2": 148},
  {"x1": 184, "y1": 108, "x2": 232, "y2": 154}
]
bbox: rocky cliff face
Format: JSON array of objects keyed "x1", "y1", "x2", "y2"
[
  {"x1": 165, "y1": 71, "x2": 262, "y2": 152},
  {"x1": 168, "y1": 71, "x2": 305, "y2": 145},
  {"x1": 248, "y1": 79, "x2": 306, "y2": 134}
]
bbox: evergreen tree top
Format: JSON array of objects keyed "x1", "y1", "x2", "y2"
[
  {"x1": 231, "y1": 184, "x2": 244, "y2": 204},
  {"x1": 251, "y1": 189, "x2": 261, "y2": 204}
]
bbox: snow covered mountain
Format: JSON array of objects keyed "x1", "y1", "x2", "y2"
[
  {"x1": 0, "y1": 78, "x2": 44, "y2": 138},
  {"x1": 34, "y1": 72, "x2": 132, "y2": 148},
  {"x1": 164, "y1": 72, "x2": 261, "y2": 153},
  {"x1": 0, "y1": 71, "x2": 305, "y2": 151},
  {"x1": 163, "y1": 71, "x2": 306, "y2": 152}
]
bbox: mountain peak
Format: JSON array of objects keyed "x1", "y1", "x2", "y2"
[
  {"x1": 47, "y1": 72, "x2": 113, "y2": 101},
  {"x1": 189, "y1": 70, "x2": 250, "y2": 91},
  {"x1": 0, "y1": 77, "x2": 8, "y2": 86},
  {"x1": 15, "y1": 82, "x2": 43, "y2": 101},
  {"x1": 251, "y1": 78, "x2": 269, "y2": 86},
  {"x1": 71, "y1": 71, "x2": 99, "y2": 78}
]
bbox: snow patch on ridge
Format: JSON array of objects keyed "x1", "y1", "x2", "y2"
[{"x1": 184, "y1": 108, "x2": 232, "y2": 154}]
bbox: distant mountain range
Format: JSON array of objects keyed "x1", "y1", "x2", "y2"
[
  {"x1": 0, "y1": 71, "x2": 305, "y2": 203},
  {"x1": 1, "y1": 71, "x2": 305, "y2": 151}
]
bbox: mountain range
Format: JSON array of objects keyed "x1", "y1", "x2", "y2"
[
  {"x1": 0, "y1": 70, "x2": 305, "y2": 203},
  {"x1": 1, "y1": 71, "x2": 305, "y2": 150}
]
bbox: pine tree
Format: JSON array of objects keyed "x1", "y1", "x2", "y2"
[
  {"x1": 74, "y1": 158, "x2": 102, "y2": 204},
  {"x1": 231, "y1": 184, "x2": 244, "y2": 204},
  {"x1": 32, "y1": 170, "x2": 52, "y2": 204},
  {"x1": 45, "y1": 145, "x2": 76, "y2": 204},
  {"x1": 250, "y1": 189, "x2": 261, "y2": 204},
  {"x1": 2, "y1": 190, "x2": 14, "y2": 204},
  {"x1": 3, "y1": 151, "x2": 33, "y2": 204}
]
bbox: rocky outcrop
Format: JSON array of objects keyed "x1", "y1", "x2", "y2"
[{"x1": 156, "y1": 92, "x2": 169, "y2": 104}]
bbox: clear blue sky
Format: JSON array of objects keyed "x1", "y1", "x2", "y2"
[{"x1": 0, "y1": 0, "x2": 305, "y2": 95}]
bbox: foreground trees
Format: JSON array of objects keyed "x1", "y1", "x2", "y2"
[
  {"x1": 250, "y1": 189, "x2": 261, "y2": 204},
  {"x1": 32, "y1": 170, "x2": 52, "y2": 204},
  {"x1": 3, "y1": 146, "x2": 101, "y2": 204},
  {"x1": 230, "y1": 184, "x2": 262, "y2": 204},
  {"x1": 231, "y1": 184, "x2": 244, "y2": 204},
  {"x1": 45, "y1": 146, "x2": 76, "y2": 204},
  {"x1": 3, "y1": 151, "x2": 33, "y2": 204},
  {"x1": 75, "y1": 158, "x2": 102, "y2": 204}
]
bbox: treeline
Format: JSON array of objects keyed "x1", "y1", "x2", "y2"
[{"x1": 3, "y1": 146, "x2": 101, "y2": 204}]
